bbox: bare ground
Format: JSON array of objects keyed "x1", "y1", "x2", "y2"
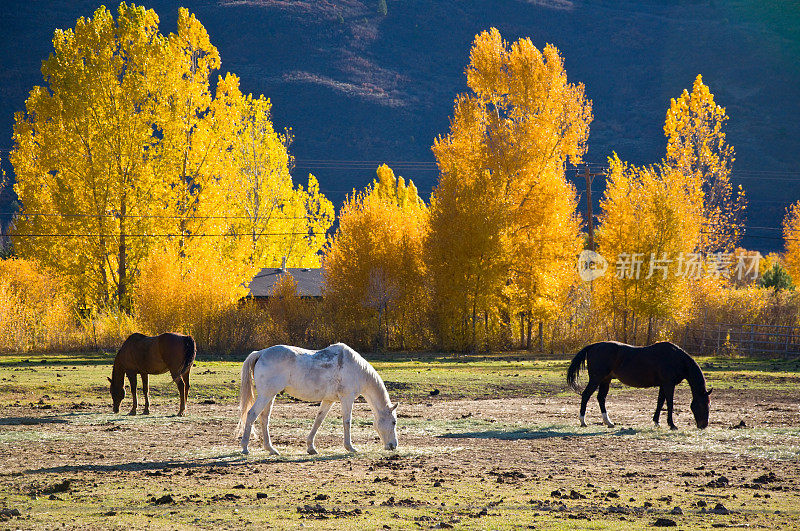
[{"x1": 1, "y1": 385, "x2": 799, "y2": 529}]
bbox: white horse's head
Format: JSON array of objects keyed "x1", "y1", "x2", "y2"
[{"x1": 375, "y1": 403, "x2": 398, "y2": 451}]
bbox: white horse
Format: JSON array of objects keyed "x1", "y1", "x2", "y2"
[{"x1": 236, "y1": 343, "x2": 398, "y2": 455}]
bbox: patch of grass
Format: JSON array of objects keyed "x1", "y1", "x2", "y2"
[{"x1": 2, "y1": 350, "x2": 800, "y2": 529}]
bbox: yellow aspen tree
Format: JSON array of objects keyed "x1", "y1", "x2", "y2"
[
  {"x1": 595, "y1": 155, "x2": 703, "y2": 343},
  {"x1": 782, "y1": 201, "x2": 800, "y2": 285},
  {"x1": 323, "y1": 165, "x2": 428, "y2": 349},
  {"x1": 427, "y1": 29, "x2": 591, "y2": 350},
  {"x1": 11, "y1": 4, "x2": 172, "y2": 310},
  {"x1": 11, "y1": 3, "x2": 331, "y2": 312},
  {"x1": 207, "y1": 76, "x2": 333, "y2": 270},
  {"x1": 663, "y1": 75, "x2": 746, "y2": 253}
]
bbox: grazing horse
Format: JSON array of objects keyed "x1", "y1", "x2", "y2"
[
  {"x1": 567, "y1": 341, "x2": 711, "y2": 430},
  {"x1": 236, "y1": 343, "x2": 398, "y2": 455},
  {"x1": 108, "y1": 332, "x2": 196, "y2": 416}
]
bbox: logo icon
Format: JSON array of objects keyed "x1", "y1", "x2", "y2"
[{"x1": 577, "y1": 250, "x2": 608, "y2": 282}]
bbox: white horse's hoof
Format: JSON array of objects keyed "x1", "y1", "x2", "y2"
[
  {"x1": 242, "y1": 448, "x2": 249, "y2": 455},
  {"x1": 307, "y1": 447, "x2": 318, "y2": 455}
]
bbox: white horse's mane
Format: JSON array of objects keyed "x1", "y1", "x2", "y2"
[{"x1": 332, "y1": 343, "x2": 392, "y2": 408}]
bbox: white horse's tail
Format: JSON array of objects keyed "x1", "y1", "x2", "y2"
[{"x1": 235, "y1": 350, "x2": 261, "y2": 437}]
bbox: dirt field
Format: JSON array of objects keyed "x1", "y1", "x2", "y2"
[{"x1": 1, "y1": 353, "x2": 799, "y2": 529}]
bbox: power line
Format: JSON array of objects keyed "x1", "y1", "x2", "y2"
[
  {"x1": 8, "y1": 232, "x2": 317, "y2": 238},
  {"x1": 0, "y1": 212, "x2": 315, "y2": 220}
]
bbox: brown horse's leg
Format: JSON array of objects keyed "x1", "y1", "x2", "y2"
[
  {"x1": 653, "y1": 387, "x2": 666, "y2": 426},
  {"x1": 579, "y1": 380, "x2": 599, "y2": 427},
  {"x1": 141, "y1": 374, "x2": 150, "y2": 415},
  {"x1": 182, "y1": 371, "x2": 190, "y2": 414},
  {"x1": 175, "y1": 377, "x2": 186, "y2": 417},
  {"x1": 665, "y1": 386, "x2": 677, "y2": 430},
  {"x1": 126, "y1": 371, "x2": 138, "y2": 416},
  {"x1": 597, "y1": 381, "x2": 614, "y2": 427}
]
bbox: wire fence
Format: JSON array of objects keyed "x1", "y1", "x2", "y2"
[{"x1": 683, "y1": 323, "x2": 800, "y2": 358}]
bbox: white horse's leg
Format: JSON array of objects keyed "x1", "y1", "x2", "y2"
[
  {"x1": 259, "y1": 395, "x2": 279, "y2": 455},
  {"x1": 241, "y1": 395, "x2": 272, "y2": 455},
  {"x1": 307, "y1": 400, "x2": 333, "y2": 455},
  {"x1": 341, "y1": 395, "x2": 358, "y2": 453}
]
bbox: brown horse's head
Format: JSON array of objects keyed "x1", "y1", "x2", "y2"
[
  {"x1": 108, "y1": 376, "x2": 125, "y2": 413},
  {"x1": 690, "y1": 387, "x2": 712, "y2": 429}
]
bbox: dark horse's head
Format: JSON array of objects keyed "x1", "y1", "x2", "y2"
[
  {"x1": 108, "y1": 377, "x2": 125, "y2": 413},
  {"x1": 690, "y1": 387, "x2": 712, "y2": 429}
]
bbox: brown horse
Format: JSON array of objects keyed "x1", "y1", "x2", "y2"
[
  {"x1": 108, "y1": 333, "x2": 196, "y2": 416},
  {"x1": 567, "y1": 341, "x2": 711, "y2": 430}
]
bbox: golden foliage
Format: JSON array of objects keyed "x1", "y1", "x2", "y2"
[
  {"x1": 10, "y1": 3, "x2": 331, "y2": 313},
  {"x1": 323, "y1": 165, "x2": 429, "y2": 350},
  {"x1": 426, "y1": 28, "x2": 590, "y2": 350},
  {"x1": 663, "y1": 75, "x2": 745, "y2": 253},
  {"x1": 595, "y1": 155, "x2": 704, "y2": 342},
  {"x1": 0, "y1": 259, "x2": 76, "y2": 352},
  {"x1": 689, "y1": 278, "x2": 800, "y2": 329},
  {"x1": 133, "y1": 243, "x2": 248, "y2": 351},
  {"x1": 264, "y1": 273, "x2": 315, "y2": 345},
  {"x1": 782, "y1": 201, "x2": 800, "y2": 286}
]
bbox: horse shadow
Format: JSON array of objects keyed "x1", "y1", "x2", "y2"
[
  {"x1": 0, "y1": 416, "x2": 69, "y2": 426},
  {"x1": 437, "y1": 425, "x2": 639, "y2": 441},
  {"x1": 18, "y1": 450, "x2": 356, "y2": 476}
]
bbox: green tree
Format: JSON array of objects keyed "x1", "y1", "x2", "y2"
[{"x1": 759, "y1": 262, "x2": 794, "y2": 291}]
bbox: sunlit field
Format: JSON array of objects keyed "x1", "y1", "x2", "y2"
[{"x1": 1, "y1": 351, "x2": 799, "y2": 529}]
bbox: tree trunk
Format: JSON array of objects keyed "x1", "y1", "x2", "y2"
[
  {"x1": 622, "y1": 309, "x2": 628, "y2": 344},
  {"x1": 471, "y1": 302, "x2": 478, "y2": 354},
  {"x1": 520, "y1": 313, "x2": 525, "y2": 349},
  {"x1": 526, "y1": 319, "x2": 532, "y2": 351},
  {"x1": 538, "y1": 321, "x2": 544, "y2": 351},
  {"x1": 117, "y1": 194, "x2": 128, "y2": 312}
]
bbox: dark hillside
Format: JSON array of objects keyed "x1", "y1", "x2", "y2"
[{"x1": 1, "y1": 0, "x2": 798, "y2": 251}]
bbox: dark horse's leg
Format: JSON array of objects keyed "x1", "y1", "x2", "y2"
[
  {"x1": 579, "y1": 380, "x2": 599, "y2": 427},
  {"x1": 665, "y1": 386, "x2": 677, "y2": 430},
  {"x1": 141, "y1": 374, "x2": 150, "y2": 415},
  {"x1": 653, "y1": 387, "x2": 666, "y2": 426},
  {"x1": 597, "y1": 381, "x2": 615, "y2": 427},
  {"x1": 126, "y1": 371, "x2": 138, "y2": 416}
]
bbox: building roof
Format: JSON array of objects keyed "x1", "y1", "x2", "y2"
[{"x1": 246, "y1": 267, "x2": 323, "y2": 299}]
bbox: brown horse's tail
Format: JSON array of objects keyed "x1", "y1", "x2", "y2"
[
  {"x1": 567, "y1": 344, "x2": 592, "y2": 394},
  {"x1": 173, "y1": 335, "x2": 197, "y2": 383},
  {"x1": 235, "y1": 350, "x2": 262, "y2": 438}
]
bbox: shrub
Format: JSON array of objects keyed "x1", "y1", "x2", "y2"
[
  {"x1": 133, "y1": 245, "x2": 251, "y2": 353},
  {"x1": 0, "y1": 258, "x2": 77, "y2": 352}
]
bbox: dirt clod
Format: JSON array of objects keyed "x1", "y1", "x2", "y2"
[{"x1": 652, "y1": 517, "x2": 677, "y2": 527}]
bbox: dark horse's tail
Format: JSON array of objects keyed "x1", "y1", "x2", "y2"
[
  {"x1": 567, "y1": 344, "x2": 594, "y2": 393},
  {"x1": 174, "y1": 335, "x2": 197, "y2": 382}
]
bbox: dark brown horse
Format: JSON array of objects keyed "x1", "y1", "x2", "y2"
[
  {"x1": 567, "y1": 341, "x2": 711, "y2": 430},
  {"x1": 108, "y1": 333, "x2": 196, "y2": 416}
]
